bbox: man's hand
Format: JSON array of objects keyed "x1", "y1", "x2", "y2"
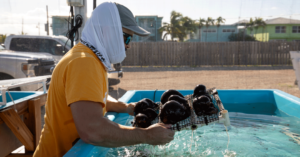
[
  {"x1": 71, "y1": 101, "x2": 175, "y2": 147},
  {"x1": 107, "y1": 96, "x2": 135, "y2": 115},
  {"x1": 126, "y1": 102, "x2": 136, "y2": 116},
  {"x1": 144, "y1": 123, "x2": 175, "y2": 145}
]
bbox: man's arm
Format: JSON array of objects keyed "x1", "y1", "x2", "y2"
[
  {"x1": 70, "y1": 101, "x2": 174, "y2": 147},
  {"x1": 106, "y1": 95, "x2": 135, "y2": 115}
]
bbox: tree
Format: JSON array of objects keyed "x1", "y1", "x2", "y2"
[
  {"x1": 159, "y1": 11, "x2": 183, "y2": 41},
  {"x1": 205, "y1": 17, "x2": 215, "y2": 42},
  {"x1": 179, "y1": 16, "x2": 197, "y2": 41},
  {"x1": 239, "y1": 18, "x2": 255, "y2": 41},
  {"x1": 247, "y1": 18, "x2": 255, "y2": 36},
  {"x1": 260, "y1": 20, "x2": 267, "y2": 42},
  {"x1": 159, "y1": 22, "x2": 173, "y2": 41},
  {"x1": 215, "y1": 17, "x2": 226, "y2": 41},
  {"x1": 159, "y1": 11, "x2": 197, "y2": 42},
  {"x1": 197, "y1": 18, "x2": 206, "y2": 41},
  {"x1": 228, "y1": 31, "x2": 256, "y2": 41},
  {"x1": 0, "y1": 34, "x2": 7, "y2": 43},
  {"x1": 253, "y1": 17, "x2": 266, "y2": 42},
  {"x1": 239, "y1": 20, "x2": 249, "y2": 42}
]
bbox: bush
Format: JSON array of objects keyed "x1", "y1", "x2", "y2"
[{"x1": 228, "y1": 32, "x2": 256, "y2": 41}]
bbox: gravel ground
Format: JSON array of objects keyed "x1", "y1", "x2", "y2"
[{"x1": 109, "y1": 66, "x2": 300, "y2": 99}]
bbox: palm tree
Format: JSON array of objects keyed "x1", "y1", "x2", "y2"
[
  {"x1": 159, "y1": 11, "x2": 183, "y2": 41},
  {"x1": 238, "y1": 18, "x2": 256, "y2": 42},
  {"x1": 180, "y1": 16, "x2": 197, "y2": 41},
  {"x1": 159, "y1": 22, "x2": 172, "y2": 40},
  {"x1": 254, "y1": 17, "x2": 266, "y2": 41},
  {"x1": 247, "y1": 18, "x2": 255, "y2": 36},
  {"x1": 239, "y1": 20, "x2": 249, "y2": 41},
  {"x1": 260, "y1": 20, "x2": 266, "y2": 42},
  {"x1": 205, "y1": 17, "x2": 215, "y2": 42},
  {"x1": 159, "y1": 11, "x2": 198, "y2": 42},
  {"x1": 215, "y1": 17, "x2": 226, "y2": 42},
  {"x1": 170, "y1": 11, "x2": 183, "y2": 41},
  {"x1": 198, "y1": 18, "x2": 206, "y2": 41}
]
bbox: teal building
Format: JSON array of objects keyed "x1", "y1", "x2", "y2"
[
  {"x1": 51, "y1": 16, "x2": 69, "y2": 36},
  {"x1": 187, "y1": 24, "x2": 238, "y2": 42},
  {"x1": 133, "y1": 16, "x2": 163, "y2": 42}
]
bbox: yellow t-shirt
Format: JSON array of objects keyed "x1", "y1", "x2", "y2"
[{"x1": 34, "y1": 42, "x2": 108, "y2": 157}]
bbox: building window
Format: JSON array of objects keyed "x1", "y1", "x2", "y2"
[
  {"x1": 275, "y1": 26, "x2": 286, "y2": 33},
  {"x1": 203, "y1": 29, "x2": 216, "y2": 33},
  {"x1": 222, "y1": 29, "x2": 235, "y2": 33},
  {"x1": 292, "y1": 26, "x2": 300, "y2": 33}
]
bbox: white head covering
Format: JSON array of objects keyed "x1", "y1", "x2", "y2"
[{"x1": 81, "y1": 2, "x2": 126, "y2": 71}]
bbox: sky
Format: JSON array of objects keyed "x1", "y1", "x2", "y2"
[{"x1": 0, "y1": 0, "x2": 300, "y2": 35}]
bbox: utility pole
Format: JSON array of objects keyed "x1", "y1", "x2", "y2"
[
  {"x1": 74, "y1": 0, "x2": 87, "y2": 44},
  {"x1": 37, "y1": 23, "x2": 40, "y2": 35},
  {"x1": 93, "y1": 0, "x2": 97, "y2": 9},
  {"x1": 71, "y1": 7, "x2": 74, "y2": 47},
  {"x1": 46, "y1": 5, "x2": 49, "y2": 35},
  {"x1": 22, "y1": 18, "x2": 23, "y2": 34}
]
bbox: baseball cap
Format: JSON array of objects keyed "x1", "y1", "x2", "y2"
[{"x1": 115, "y1": 3, "x2": 150, "y2": 37}]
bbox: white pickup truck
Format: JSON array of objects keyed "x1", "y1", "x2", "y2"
[
  {"x1": 0, "y1": 45, "x2": 55, "y2": 91},
  {"x1": 4, "y1": 35, "x2": 71, "y2": 64},
  {"x1": 4, "y1": 35, "x2": 123, "y2": 85}
]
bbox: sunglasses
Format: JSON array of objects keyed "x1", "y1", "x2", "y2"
[{"x1": 123, "y1": 32, "x2": 132, "y2": 45}]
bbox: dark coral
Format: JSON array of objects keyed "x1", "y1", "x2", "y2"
[
  {"x1": 133, "y1": 99, "x2": 158, "y2": 128},
  {"x1": 168, "y1": 95, "x2": 191, "y2": 119},
  {"x1": 134, "y1": 98, "x2": 158, "y2": 116},
  {"x1": 193, "y1": 84, "x2": 212, "y2": 101},
  {"x1": 134, "y1": 113, "x2": 152, "y2": 128},
  {"x1": 160, "y1": 89, "x2": 184, "y2": 105},
  {"x1": 160, "y1": 100, "x2": 188, "y2": 125},
  {"x1": 193, "y1": 95, "x2": 218, "y2": 116}
]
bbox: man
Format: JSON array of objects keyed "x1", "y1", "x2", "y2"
[{"x1": 33, "y1": 2, "x2": 174, "y2": 157}]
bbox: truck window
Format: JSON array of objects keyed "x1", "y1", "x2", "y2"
[
  {"x1": 38, "y1": 39, "x2": 56, "y2": 55},
  {"x1": 10, "y1": 38, "x2": 65, "y2": 56},
  {"x1": 38, "y1": 39, "x2": 65, "y2": 56},
  {"x1": 57, "y1": 37, "x2": 71, "y2": 49},
  {"x1": 10, "y1": 38, "x2": 39, "y2": 52}
]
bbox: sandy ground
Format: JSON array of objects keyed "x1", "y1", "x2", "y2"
[{"x1": 109, "y1": 66, "x2": 300, "y2": 99}]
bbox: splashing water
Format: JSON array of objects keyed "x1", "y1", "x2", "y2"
[
  {"x1": 222, "y1": 125, "x2": 235, "y2": 157},
  {"x1": 106, "y1": 112, "x2": 300, "y2": 157},
  {"x1": 224, "y1": 125, "x2": 229, "y2": 149},
  {"x1": 190, "y1": 130, "x2": 194, "y2": 154}
]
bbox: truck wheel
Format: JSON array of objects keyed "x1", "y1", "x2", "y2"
[{"x1": 0, "y1": 73, "x2": 21, "y2": 91}]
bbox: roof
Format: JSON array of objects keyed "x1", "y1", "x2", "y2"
[
  {"x1": 6, "y1": 35, "x2": 66, "y2": 40},
  {"x1": 207, "y1": 24, "x2": 241, "y2": 27},
  {"x1": 265, "y1": 17, "x2": 300, "y2": 24},
  {"x1": 51, "y1": 15, "x2": 69, "y2": 18},
  {"x1": 234, "y1": 19, "x2": 249, "y2": 24},
  {"x1": 135, "y1": 15, "x2": 163, "y2": 18}
]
